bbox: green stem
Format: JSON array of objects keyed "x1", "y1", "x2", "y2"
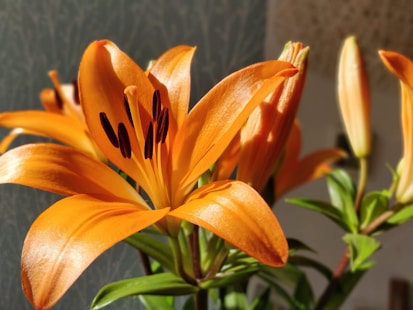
[
  {"x1": 169, "y1": 236, "x2": 197, "y2": 285},
  {"x1": 191, "y1": 225, "x2": 203, "y2": 279},
  {"x1": 194, "y1": 289, "x2": 208, "y2": 310},
  {"x1": 354, "y1": 157, "x2": 368, "y2": 212},
  {"x1": 316, "y1": 156, "x2": 368, "y2": 309}
]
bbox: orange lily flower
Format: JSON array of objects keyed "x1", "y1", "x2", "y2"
[
  {"x1": 0, "y1": 41, "x2": 297, "y2": 308},
  {"x1": 337, "y1": 36, "x2": 371, "y2": 159},
  {"x1": 274, "y1": 121, "x2": 347, "y2": 199},
  {"x1": 379, "y1": 50, "x2": 413, "y2": 204},
  {"x1": 0, "y1": 71, "x2": 105, "y2": 161},
  {"x1": 213, "y1": 42, "x2": 309, "y2": 193}
]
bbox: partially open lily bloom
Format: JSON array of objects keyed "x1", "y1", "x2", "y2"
[
  {"x1": 213, "y1": 42, "x2": 309, "y2": 193},
  {"x1": 0, "y1": 71, "x2": 105, "y2": 161},
  {"x1": 0, "y1": 40, "x2": 297, "y2": 309},
  {"x1": 379, "y1": 50, "x2": 413, "y2": 204},
  {"x1": 337, "y1": 36, "x2": 371, "y2": 159},
  {"x1": 274, "y1": 121, "x2": 347, "y2": 199}
]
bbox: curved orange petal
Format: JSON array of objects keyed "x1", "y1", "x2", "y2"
[
  {"x1": 79, "y1": 40, "x2": 153, "y2": 181},
  {"x1": 275, "y1": 148, "x2": 346, "y2": 198},
  {"x1": 22, "y1": 194, "x2": 169, "y2": 309},
  {"x1": 379, "y1": 50, "x2": 413, "y2": 88},
  {"x1": 0, "y1": 143, "x2": 142, "y2": 202},
  {"x1": 380, "y1": 51, "x2": 413, "y2": 203},
  {"x1": 0, "y1": 111, "x2": 101, "y2": 159},
  {"x1": 169, "y1": 180, "x2": 288, "y2": 267},
  {"x1": 148, "y1": 45, "x2": 195, "y2": 133},
  {"x1": 172, "y1": 61, "x2": 297, "y2": 200},
  {"x1": 0, "y1": 128, "x2": 39, "y2": 153}
]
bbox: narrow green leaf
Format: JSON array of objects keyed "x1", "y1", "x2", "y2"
[
  {"x1": 320, "y1": 270, "x2": 366, "y2": 309},
  {"x1": 200, "y1": 266, "x2": 259, "y2": 289},
  {"x1": 293, "y1": 272, "x2": 314, "y2": 309},
  {"x1": 139, "y1": 295, "x2": 174, "y2": 310},
  {"x1": 288, "y1": 255, "x2": 332, "y2": 281},
  {"x1": 249, "y1": 288, "x2": 273, "y2": 310},
  {"x1": 343, "y1": 234, "x2": 381, "y2": 271},
  {"x1": 360, "y1": 191, "x2": 389, "y2": 229},
  {"x1": 124, "y1": 232, "x2": 174, "y2": 271},
  {"x1": 286, "y1": 198, "x2": 350, "y2": 231},
  {"x1": 91, "y1": 273, "x2": 198, "y2": 309},
  {"x1": 326, "y1": 170, "x2": 358, "y2": 232},
  {"x1": 387, "y1": 204, "x2": 413, "y2": 225},
  {"x1": 223, "y1": 287, "x2": 249, "y2": 309},
  {"x1": 287, "y1": 238, "x2": 316, "y2": 254}
]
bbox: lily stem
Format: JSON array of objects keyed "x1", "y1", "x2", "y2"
[
  {"x1": 191, "y1": 225, "x2": 203, "y2": 279},
  {"x1": 138, "y1": 249, "x2": 152, "y2": 275},
  {"x1": 316, "y1": 156, "x2": 368, "y2": 309},
  {"x1": 195, "y1": 289, "x2": 208, "y2": 310}
]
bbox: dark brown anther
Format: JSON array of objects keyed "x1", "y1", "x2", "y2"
[
  {"x1": 152, "y1": 89, "x2": 161, "y2": 121},
  {"x1": 144, "y1": 122, "x2": 154, "y2": 159},
  {"x1": 99, "y1": 112, "x2": 119, "y2": 148},
  {"x1": 118, "y1": 122, "x2": 132, "y2": 159},
  {"x1": 72, "y1": 79, "x2": 80, "y2": 104},
  {"x1": 156, "y1": 108, "x2": 169, "y2": 144},
  {"x1": 54, "y1": 88, "x2": 63, "y2": 109},
  {"x1": 123, "y1": 94, "x2": 134, "y2": 127}
]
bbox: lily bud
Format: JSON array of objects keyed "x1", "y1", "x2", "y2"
[
  {"x1": 337, "y1": 36, "x2": 371, "y2": 158},
  {"x1": 236, "y1": 42, "x2": 309, "y2": 192},
  {"x1": 379, "y1": 50, "x2": 413, "y2": 204}
]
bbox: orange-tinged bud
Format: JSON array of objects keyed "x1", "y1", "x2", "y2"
[
  {"x1": 236, "y1": 42, "x2": 309, "y2": 192},
  {"x1": 337, "y1": 36, "x2": 371, "y2": 158},
  {"x1": 379, "y1": 50, "x2": 413, "y2": 204}
]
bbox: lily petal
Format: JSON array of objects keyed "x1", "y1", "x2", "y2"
[
  {"x1": 148, "y1": 45, "x2": 196, "y2": 133},
  {"x1": 0, "y1": 111, "x2": 101, "y2": 158},
  {"x1": 22, "y1": 194, "x2": 169, "y2": 309},
  {"x1": 172, "y1": 62, "x2": 297, "y2": 199},
  {"x1": 275, "y1": 148, "x2": 346, "y2": 198},
  {"x1": 169, "y1": 180, "x2": 288, "y2": 267},
  {"x1": 79, "y1": 40, "x2": 154, "y2": 179},
  {"x1": 0, "y1": 143, "x2": 142, "y2": 202},
  {"x1": 380, "y1": 50, "x2": 413, "y2": 203}
]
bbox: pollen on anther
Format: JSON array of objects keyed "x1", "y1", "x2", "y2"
[
  {"x1": 152, "y1": 89, "x2": 161, "y2": 121},
  {"x1": 118, "y1": 122, "x2": 132, "y2": 158},
  {"x1": 54, "y1": 88, "x2": 63, "y2": 109},
  {"x1": 99, "y1": 112, "x2": 119, "y2": 148},
  {"x1": 72, "y1": 79, "x2": 80, "y2": 104},
  {"x1": 123, "y1": 94, "x2": 134, "y2": 127},
  {"x1": 144, "y1": 122, "x2": 154, "y2": 159},
  {"x1": 156, "y1": 108, "x2": 169, "y2": 144}
]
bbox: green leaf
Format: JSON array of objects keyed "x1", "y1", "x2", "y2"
[
  {"x1": 326, "y1": 169, "x2": 358, "y2": 232},
  {"x1": 124, "y1": 232, "x2": 174, "y2": 271},
  {"x1": 387, "y1": 204, "x2": 413, "y2": 225},
  {"x1": 286, "y1": 198, "x2": 350, "y2": 231},
  {"x1": 288, "y1": 255, "x2": 332, "y2": 281},
  {"x1": 343, "y1": 234, "x2": 381, "y2": 272},
  {"x1": 139, "y1": 295, "x2": 174, "y2": 310},
  {"x1": 249, "y1": 288, "x2": 273, "y2": 310},
  {"x1": 258, "y1": 264, "x2": 312, "y2": 310},
  {"x1": 287, "y1": 238, "x2": 316, "y2": 254},
  {"x1": 90, "y1": 273, "x2": 198, "y2": 309},
  {"x1": 360, "y1": 191, "x2": 389, "y2": 229},
  {"x1": 200, "y1": 266, "x2": 259, "y2": 289},
  {"x1": 222, "y1": 286, "x2": 249, "y2": 309},
  {"x1": 320, "y1": 270, "x2": 366, "y2": 309}
]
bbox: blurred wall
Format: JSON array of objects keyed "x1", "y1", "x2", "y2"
[
  {"x1": 0, "y1": 1, "x2": 266, "y2": 309},
  {"x1": 266, "y1": 0, "x2": 413, "y2": 309}
]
